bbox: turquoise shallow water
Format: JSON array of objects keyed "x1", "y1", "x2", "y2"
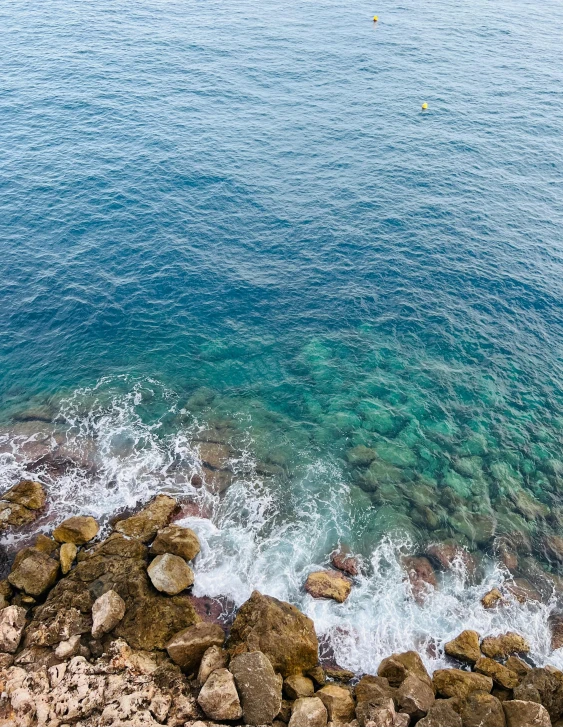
[{"x1": 2, "y1": 0, "x2": 563, "y2": 670}]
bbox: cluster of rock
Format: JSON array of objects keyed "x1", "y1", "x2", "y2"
[{"x1": 0, "y1": 486, "x2": 563, "y2": 726}]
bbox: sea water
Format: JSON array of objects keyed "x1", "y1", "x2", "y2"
[{"x1": 1, "y1": 0, "x2": 563, "y2": 673}]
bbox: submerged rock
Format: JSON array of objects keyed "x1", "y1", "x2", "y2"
[
  {"x1": 331, "y1": 546, "x2": 360, "y2": 576},
  {"x1": 53, "y1": 515, "x2": 99, "y2": 545},
  {"x1": 402, "y1": 556, "x2": 437, "y2": 603},
  {"x1": 346, "y1": 445, "x2": 377, "y2": 466},
  {"x1": 305, "y1": 570, "x2": 352, "y2": 603},
  {"x1": 147, "y1": 553, "x2": 194, "y2": 595}
]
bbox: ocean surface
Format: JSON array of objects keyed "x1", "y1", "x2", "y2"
[{"x1": 2, "y1": 0, "x2": 563, "y2": 672}]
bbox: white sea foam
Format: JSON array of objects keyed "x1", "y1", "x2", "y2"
[{"x1": 1, "y1": 378, "x2": 562, "y2": 674}]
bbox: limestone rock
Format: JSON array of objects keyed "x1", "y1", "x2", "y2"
[
  {"x1": 289, "y1": 696, "x2": 328, "y2": 727},
  {"x1": 513, "y1": 667, "x2": 563, "y2": 721},
  {"x1": 2, "y1": 480, "x2": 46, "y2": 510},
  {"x1": 331, "y1": 546, "x2": 360, "y2": 576},
  {"x1": 317, "y1": 683, "x2": 355, "y2": 724},
  {"x1": 24, "y1": 605, "x2": 90, "y2": 647},
  {"x1": 481, "y1": 632, "x2": 530, "y2": 659},
  {"x1": 444, "y1": 630, "x2": 481, "y2": 664},
  {"x1": 147, "y1": 553, "x2": 194, "y2": 595},
  {"x1": 356, "y1": 696, "x2": 396, "y2": 727},
  {"x1": 433, "y1": 669, "x2": 493, "y2": 699},
  {"x1": 91, "y1": 589, "x2": 126, "y2": 638},
  {"x1": 355, "y1": 674, "x2": 395, "y2": 704},
  {"x1": 475, "y1": 656, "x2": 519, "y2": 689},
  {"x1": 150, "y1": 524, "x2": 200, "y2": 561},
  {"x1": 54, "y1": 634, "x2": 82, "y2": 659},
  {"x1": 346, "y1": 445, "x2": 378, "y2": 466},
  {"x1": 396, "y1": 674, "x2": 435, "y2": 719},
  {"x1": 0, "y1": 605, "x2": 27, "y2": 653},
  {"x1": 230, "y1": 650, "x2": 283, "y2": 726},
  {"x1": 197, "y1": 667, "x2": 242, "y2": 721},
  {"x1": 114, "y1": 494, "x2": 178, "y2": 542},
  {"x1": 505, "y1": 655, "x2": 531, "y2": 678},
  {"x1": 198, "y1": 644, "x2": 229, "y2": 685},
  {"x1": 461, "y1": 691, "x2": 506, "y2": 727},
  {"x1": 426, "y1": 542, "x2": 477, "y2": 577},
  {"x1": 482, "y1": 588, "x2": 505, "y2": 609},
  {"x1": 227, "y1": 590, "x2": 318, "y2": 677},
  {"x1": 8, "y1": 549, "x2": 59, "y2": 596},
  {"x1": 305, "y1": 570, "x2": 352, "y2": 603},
  {"x1": 53, "y1": 515, "x2": 99, "y2": 544},
  {"x1": 503, "y1": 700, "x2": 551, "y2": 727},
  {"x1": 166, "y1": 622, "x2": 225, "y2": 674},
  {"x1": 285, "y1": 674, "x2": 315, "y2": 699},
  {"x1": 308, "y1": 665, "x2": 327, "y2": 686},
  {"x1": 378, "y1": 651, "x2": 432, "y2": 689},
  {"x1": 417, "y1": 700, "x2": 462, "y2": 727},
  {"x1": 60, "y1": 542, "x2": 78, "y2": 574}
]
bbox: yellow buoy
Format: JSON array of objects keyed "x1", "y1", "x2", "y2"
[
  {"x1": 373, "y1": 15, "x2": 378, "y2": 22},
  {"x1": 422, "y1": 102, "x2": 428, "y2": 110}
]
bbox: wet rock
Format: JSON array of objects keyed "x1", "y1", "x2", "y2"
[
  {"x1": 346, "y1": 446, "x2": 378, "y2": 466},
  {"x1": 378, "y1": 651, "x2": 432, "y2": 690},
  {"x1": 496, "y1": 540, "x2": 519, "y2": 572},
  {"x1": 481, "y1": 633, "x2": 530, "y2": 659},
  {"x1": 417, "y1": 699, "x2": 462, "y2": 727},
  {"x1": 198, "y1": 644, "x2": 229, "y2": 685},
  {"x1": 0, "y1": 605, "x2": 27, "y2": 653},
  {"x1": 91, "y1": 589, "x2": 126, "y2": 638},
  {"x1": 425, "y1": 542, "x2": 477, "y2": 577},
  {"x1": 551, "y1": 614, "x2": 563, "y2": 651},
  {"x1": 150, "y1": 524, "x2": 200, "y2": 561},
  {"x1": 227, "y1": 590, "x2": 318, "y2": 677},
  {"x1": 60, "y1": 542, "x2": 77, "y2": 574},
  {"x1": 317, "y1": 683, "x2": 355, "y2": 724},
  {"x1": 8, "y1": 549, "x2": 59, "y2": 596},
  {"x1": 543, "y1": 535, "x2": 563, "y2": 564},
  {"x1": 503, "y1": 700, "x2": 551, "y2": 726},
  {"x1": 433, "y1": 669, "x2": 493, "y2": 699},
  {"x1": 475, "y1": 656, "x2": 519, "y2": 690},
  {"x1": 331, "y1": 546, "x2": 360, "y2": 576},
  {"x1": 166, "y1": 622, "x2": 225, "y2": 674},
  {"x1": 1, "y1": 480, "x2": 46, "y2": 510},
  {"x1": 482, "y1": 588, "x2": 505, "y2": 609},
  {"x1": 198, "y1": 443, "x2": 234, "y2": 493},
  {"x1": 325, "y1": 664, "x2": 355, "y2": 682},
  {"x1": 397, "y1": 674, "x2": 435, "y2": 720},
  {"x1": 289, "y1": 696, "x2": 328, "y2": 727},
  {"x1": 513, "y1": 667, "x2": 563, "y2": 721},
  {"x1": 507, "y1": 578, "x2": 542, "y2": 604},
  {"x1": 460, "y1": 691, "x2": 506, "y2": 727},
  {"x1": 356, "y1": 696, "x2": 396, "y2": 727},
  {"x1": 402, "y1": 556, "x2": 437, "y2": 603},
  {"x1": 147, "y1": 553, "x2": 194, "y2": 595},
  {"x1": 230, "y1": 650, "x2": 282, "y2": 726},
  {"x1": 53, "y1": 515, "x2": 99, "y2": 545},
  {"x1": 114, "y1": 494, "x2": 178, "y2": 542},
  {"x1": 444, "y1": 630, "x2": 481, "y2": 664},
  {"x1": 285, "y1": 673, "x2": 315, "y2": 699},
  {"x1": 505, "y1": 655, "x2": 531, "y2": 678},
  {"x1": 197, "y1": 667, "x2": 242, "y2": 721},
  {"x1": 305, "y1": 570, "x2": 352, "y2": 603}
]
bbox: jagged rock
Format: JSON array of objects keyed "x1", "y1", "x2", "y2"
[
  {"x1": 197, "y1": 667, "x2": 242, "y2": 721},
  {"x1": 331, "y1": 546, "x2": 360, "y2": 576},
  {"x1": 54, "y1": 634, "x2": 82, "y2": 659},
  {"x1": 147, "y1": 553, "x2": 194, "y2": 595},
  {"x1": 444, "y1": 630, "x2": 481, "y2": 664},
  {"x1": 378, "y1": 651, "x2": 432, "y2": 689},
  {"x1": 325, "y1": 665, "x2": 355, "y2": 682},
  {"x1": 308, "y1": 665, "x2": 327, "y2": 686},
  {"x1": 0, "y1": 605, "x2": 27, "y2": 653},
  {"x1": 166, "y1": 622, "x2": 225, "y2": 674},
  {"x1": 60, "y1": 542, "x2": 78, "y2": 574},
  {"x1": 503, "y1": 700, "x2": 551, "y2": 726},
  {"x1": 505, "y1": 655, "x2": 531, "y2": 678},
  {"x1": 475, "y1": 656, "x2": 519, "y2": 689},
  {"x1": 8, "y1": 549, "x2": 59, "y2": 596},
  {"x1": 481, "y1": 633, "x2": 530, "y2": 659},
  {"x1": 305, "y1": 570, "x2": 352, "y2": 603},
  {"x1": 285, "y1": 673, "x2": 315, "y2": 699},
  {"x1": 317, "y1": 683, "x2": 355, "y2": 724},
  {"x1": 24, "y1": 606, "x2": 90, "y2": 647},
  {"x1": 355, "y1": 674, "x2": 395, "y2": 704},
  {"x1": 230, "y1": 650, "x2": 283, "y2": 726},
  {"x1": 513, "y1": 667, "x2": 563, "y2": 721},
  {"x1": 396, "y1": 674, "x2": 435, "y2": 719},
  {"x1": 114, "y1": 494, "x2": 178, "y2": 542},
  {"x1": 150, "y1": 525, "x2": 201, "y2": 561},
  {"x1": 460, "y1": 691, "x2": 506, "y2": 727},
  {"x1": 356, "y1": 697, "x2": 396, "y2": 727},
  {"x1": 91, "y1": 589, "x2": 126, "y2": 638},
  {"x1": 402, "y1": 556, "x2": 437, "y2": 603},
  {"x1": 417, "y1": 700, "x2": 462, "y2": 727},
  {"x1": 482, "y1": 588, "x2": 505, "y2": 609},
  {"x1": 198, "y1": 644, "x2": 229, "y2": 685},
  {"x1": 227, "y1": 590, "x2": 318, "y2": 677},
  {"x1": 2, "y1": 480, "x2": 46, "y2": 510},
  {"x1": 53, "y1": 515, "x2": 99, "y2": 544},
  {"x1": 433, "y1": 669, "x2": 493, "y2": 699},
  {"x1": 289, "y1": 696, "x2": 328, "y2": 727}
]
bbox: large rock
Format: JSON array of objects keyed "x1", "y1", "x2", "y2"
[
  {"x1": 285, "y1": 674, "x2": 315, "y2": 699},
  {"x1": 481, "y1": 633, "x2": 530, "y2": 659},
  {"x1": 356, "y1": 697, "x2": 396, "y2": 727},
  {"x1": 8, "y1": 549, "x2": 59, "y2": 596},
  {"x1": 227, "y1": 590, "x2": 318, "y2": 677},
  {"x1": 460, "y1": 691, "x2": 506, "y2": 727},
  {"x1": 230, "y1": 650, "x2": 282, "y2": 726},
  {"x1": 503, "y1": 700, "x2": 551, "y2": 727},
  {"x1": 513, "y1": 667, "x2": 563, "y2": 721},
  {"x1": 355, "y1": 674, "x2": 396, "y2": 704},
  {"x1": 114, "y1": 494, "x2": 177, "y2": 542},
  {"x1": 198, "y1": 645, "x2": 229, "y2": 686},
  {"x1": 417, "y1": 700, "x2": 462, "y2": 727},
  {"x1": 147, "y1": 553, "x2": 194, "y2": 595},
  {"x1": 91, "y1": 589, "x2": 126, "y2": 638},
  {"x1": 166, "y1": 622, "x2": 225, "y2": 674},
  {"x1": 378, "y1": 650, "x2": 433, "y2": 689},
  {"x1": 0, "y1": 605, "x2": 27, "y2": 653},
  {"x1": 444, "y1": 630, "x2": 481, "y2": 664},
  {"x1": 475, "y1": 656, "x2": 519, "y2": 690},
  {"x1": 150, "y1": 525, "x2": 200, "y2": 561},
  {"x1": 433, "y1": 669, "x2": 493, "y2": 699},
  {"x1": 305, "y1": 570, "x2": 352, "y2": 603},
  {"x1": 197, "y1": 667, "x2": 242, "y2": 721},
  {"x1": 317, "y1": 684, "x2": 355, "y2": 724},
  {"x1": 505, "y1": 655, "x2": 531, "y2": 678},
  {"x1": 396, "y1": 673, "x2": 435, "y2": 719},
  {"x1": 2, "y1": 480, "x2": 46, "y2": 510},
  {"x1": 289, "y1": 697, "x2": 328, "y2": 727},
  {"x1": 53, "y1": 515, "x2": 99, "y2": 544}
]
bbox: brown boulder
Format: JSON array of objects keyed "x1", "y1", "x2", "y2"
[
  {"x1": 166, "y1": 622, "x2": 225, "y2": 674},
  {"x1": 505, "y1": 655, "x2": 531, "y2": 678},
  {"x1": 305, "y1": 570, "x2": 352, "y2": 603},
  {"x1": 91, "y1": 589, "x2": 126, "y2": 638},
  {"x1": 60, "y1": 542, "x2": 77, "y2": 575},
  {"x1": 397, "y1": 673, "x2": 435, "y2": 719},
  {"x1": 503, "y1": 700, "x2": 551, "y2": 727},
  {"x1": 378, "y1": 650, "x2": 433, "y2": 690},
  {"x1": 227, "y1": 590, "x2": 318, "y2": 677},
  {"x1": 197, "y1": 667, "x2": 242, "y2": 721},
  {"x1": 482, "y1": 588, "x2": 505, "y2": 609},
  {"x1": 53, "y1": 515, "x2": 99, "y2": 544},
  {"x1": 147, "y1": 553, "x2": 194, "y2": 595},
  {"x1": 481, "y1": 633, "x2": 530, "y2": 659},
  {"x1": 198, "y1": 644, "x2": 229, "y2": 685},
  {"x1": 331, "y1": 546, "x2": 360, "y2": 577},
  {"x1": 289, "y1": 697, "x2": 328, "y2": 727},
  {"x1": 285, "y1": 674, "x2": 315, "y2": 699},
  {"x1": 433, "y1": 669, "x2": 493, "y2": 699},
  {"x1": 150, "y1": 525, "x2": 200, "y2": 561},
  {"x1": 230, "y1": 650, "x2": 283, "y2": 726},
  {"x1": 402, "y1": 556, "x2": 437, "y2": 603},
  {"x1": 8, "y1": 549, "x2": 59, "y2": 596},
  {"x1": 417, "y1": 700, "x2": 462, "y2": 727},
  {"x1": 2, "y1": 480, "x2": 46, "y2": 510},
  {"x1": 445, "y1": 630, "x2": 481, "y2": 664},
  {"x1": 513, "y1": 667, "x2": 563, "y2": 721},
  {"x1": 114, "y1": 494, "x2": 178, "y2": 542},
  {"x1": 355, "y1": 674, "x2": 395, "y2": 704},
  {"x1": 317, "y1": 683, "x2": 356, "y2": 724},
  {"x1": 475, "y1": 656, "x2": 519, "y2": 690},
  {"x1": 356, "y1": 697, "x2": 396, "y2": 727},
  {"x1": 460, "y1": 691, "x2": 506, "y2": 727}
]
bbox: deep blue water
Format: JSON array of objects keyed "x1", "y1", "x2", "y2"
[{"x1": 2, "y1": 0, "x2": 563, "y2": 669}]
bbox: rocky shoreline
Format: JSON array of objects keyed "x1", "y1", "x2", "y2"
[{"x1": 0, "y1": 480, "x2": 562, "y2": 726}]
